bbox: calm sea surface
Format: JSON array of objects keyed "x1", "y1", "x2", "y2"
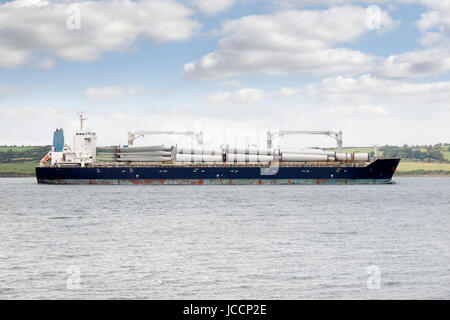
[{"x1": 0, "y1": 177, "x2": 449, "y2": 299}]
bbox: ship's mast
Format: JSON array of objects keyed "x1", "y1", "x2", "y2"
[{"x1": 78, "y1": 112, "x2": 87, "y2": 130}]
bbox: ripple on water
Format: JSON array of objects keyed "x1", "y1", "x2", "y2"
[{"x1": 0, "y1": 177, "x2": 449, "y2": 299}]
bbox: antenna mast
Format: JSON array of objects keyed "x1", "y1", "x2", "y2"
[{"x1": 78, "y1": 111, "x2": 87, "y2": 130}]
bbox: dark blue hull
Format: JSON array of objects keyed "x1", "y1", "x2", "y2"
[{"x1": 35, "y1": 159, "x2": 400, "y2": 185}]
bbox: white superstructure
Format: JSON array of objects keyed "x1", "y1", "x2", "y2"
[
  {"x1": 42, "y1": 113, "x2": 97, "y2": 167},
  {"x1": 72, "y1": 113, "x2": 97, "y2": 164}
]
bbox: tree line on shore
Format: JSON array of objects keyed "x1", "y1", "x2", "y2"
[
  {"x1": 381, "y1": 144, "x2": 448, "y2": 162},
  {"x1": 0, "y1": 146, "x2": 50, "y2": 163}
]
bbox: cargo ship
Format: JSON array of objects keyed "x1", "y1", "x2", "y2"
[{"x1": 36, "y1": 115, "x2": 400, "y2": 185}]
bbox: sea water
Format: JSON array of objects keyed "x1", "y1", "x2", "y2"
[{"x1": 0, "y1": 177, "x2": 448, "y2": 299}]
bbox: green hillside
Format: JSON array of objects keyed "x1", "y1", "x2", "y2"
[
  {"x1": 395, "y1": 162, "x2": 450, "y2": 176},
  {"x1": 0, "y1": 146, "x2": 49, "y2": 176},
  {"x1": 0, "y1": 161, "x2": 38, "y2": 176}
]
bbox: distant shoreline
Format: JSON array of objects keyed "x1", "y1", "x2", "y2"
[
  {"x1": 0, "y1": 173, "x2": 35, "y2": 178},
  {"x1": 394, "y1": 171, "x2": 450, "y2": 177},
  {"x1": 395, "y1": 174, "x2": 450, "y2": 177},
  {"x1": 1, "y1": 173, "x2": 448, "y2": 178}
]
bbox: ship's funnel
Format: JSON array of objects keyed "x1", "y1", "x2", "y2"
[{"x1": 53, "y1": 129, "x2": 64, "y2": 152}]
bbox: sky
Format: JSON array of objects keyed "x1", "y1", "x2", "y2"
[{"x1": 0, "y1": 0, "x2": 449, "y2": 148}]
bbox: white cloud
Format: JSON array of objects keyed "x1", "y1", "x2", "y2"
[
  {"x1": 374, "y1": 45, "x2": 450, "y2": 79},
  {"x1": 0, "y1": 0, "x2": 201, "y2": 68},
  {"x1": 418, "y1": 31, "x2": 444, "y2": 47},
  {"x1": 252, "y1": 76, "x2": 450, "y2": 123},
  {"x1": 190, "y1": 0, "x2": 235, "y2": 15},
  {"x1": 416, "y1": 1, "x2": 450, "y2": 45},
  {"x1": 183, "y1": 2, "x2": 450, "y2": 80},
  {"x1": 206, "y1": 74, "x2": 450, "y2": 120},
  {"x1": 0, "y1": 106, "x2": 273, "y2": 146},
  {"x1": 0, "y1": 106, "x2": 75, "y2": 145},
  {"x1": 34, "y1": 57, "x2": 56, "y2": 69},
  {"x1": 0, "y1": 44, "x2": 30, "y2": 68},
  {"x1": 277, "y1": 87, "x2": 299, "y2": 98},
  {"x1": 184, "y1": 6, "x2": 397, "y2": 80},
  {"x1": 0, "y1": 85, "x2": 19, "y2": 95},
  {"x1": 366, "y1": 1, "x2": 450, "y2": 79},
  {"x1": 300, "y1": 74, "x2": 450, "y2": 106},
  {"x1": 209, "y1": 73, "x2": 450, "y2": 107},
  {"x1": 218, "y1": 79, "x2": 243, "y2": 87},
  {"x1": 85, "y1": 86, "x2": 140, "y2": 101},
  {"x1": 207, "y1": 88, "x2": 265, "y2": 104},
  {"x1": 1, "y1": 104, "x2": 448, "y2": 147},
  {"x1": 276, "y1": 0, "x2": 417, "y2": 7},
  {"x1": 322, "y1": 104, "x2": 388, "y2": 116},
  {"x1": 208, "y1": 72, "x2": 450, "y2": 109}
]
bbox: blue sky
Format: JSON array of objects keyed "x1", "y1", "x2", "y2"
[{"x1": 0, "y1": 0, "x2": 449, "y2": 147}]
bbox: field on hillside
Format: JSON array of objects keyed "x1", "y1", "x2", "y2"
[
  {"x1": 396, "y1": 162, "x2": 450, "y2": 172},
  {"x1": 0, "y1": 161, "x2": 38, "y2": 176},
  {"x1": 395, "y1": 162, "x2": 450, "y2": 176},
  {"x1": 0, "y1": 146, "x2": 48, "y2": 176},
  {"x1": 442, "y1": 151, "x2": 450, "y2": 161},
  {"x1": 0, "y1": 146, "x2": 37, "y2": 152}
]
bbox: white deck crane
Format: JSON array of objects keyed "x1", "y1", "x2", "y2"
[
  {"x1": 267, "y1": 130, "x2": 343, "y2": 152},
  {"x1": 127, "y1": 130, "x2": 204, "y2": 146}
]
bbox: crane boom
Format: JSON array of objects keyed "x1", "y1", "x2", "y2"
[
  {"x1": 127, "y1": 130, "x2": 204, "y2": 146},
  {"x1": 267, "y1": 130, "x2": 343, "y2": 152}
]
